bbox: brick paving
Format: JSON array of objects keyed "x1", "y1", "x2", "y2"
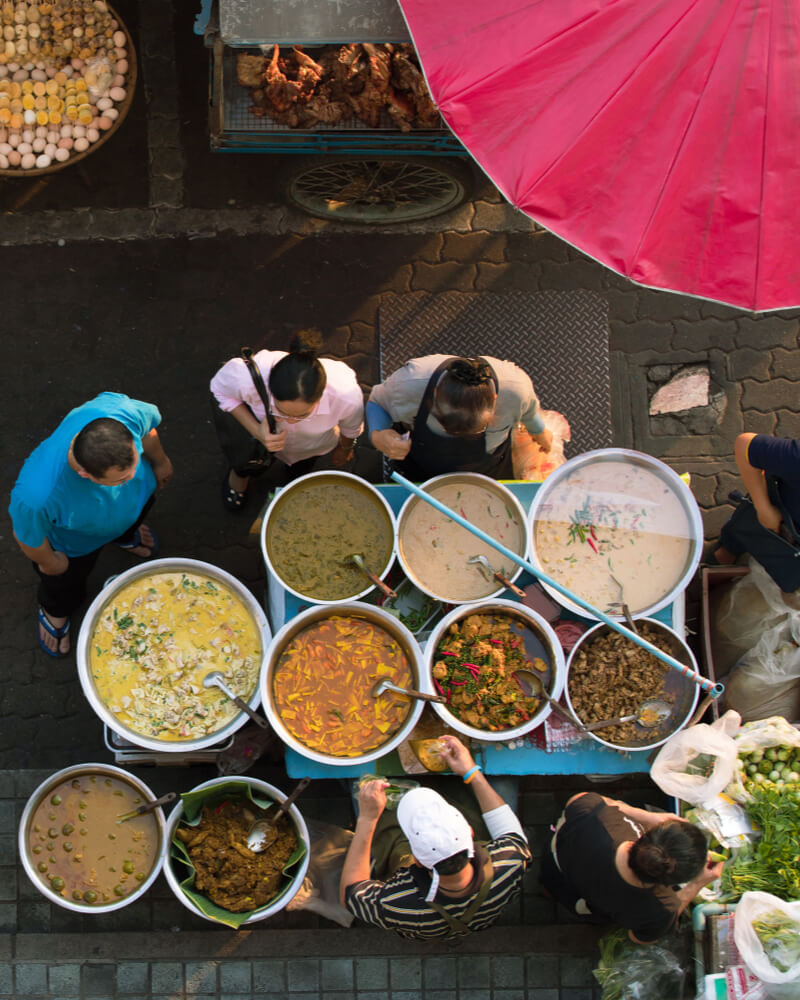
[{"x1": 1, "y1": 0, "x2": 799, "y2": 997}]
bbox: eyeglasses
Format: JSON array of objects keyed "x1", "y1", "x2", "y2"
[{"x1": 271, "y1": 400, "x2": 317, "y2": 422}]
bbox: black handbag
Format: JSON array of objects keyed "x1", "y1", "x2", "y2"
[
  {"x1": 725, "y1": 477, "x2": 800, "y2": 591},
  {"x1": 211, "y1": 348, "x2": 279, "y2": 478}
]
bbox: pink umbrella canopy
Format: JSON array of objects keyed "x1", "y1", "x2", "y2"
[{"x1": 397, "y1": 0, "x2": 800, "y2": 312}]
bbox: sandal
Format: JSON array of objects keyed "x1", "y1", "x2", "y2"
[
  {"x1": 222, "y1": 476, "x2": 248, "y2": 512},
  {"x1": 37, "y1": 606, "x2": 70, "y2": 658},
  {"x1": 117, "y1": 525, "x2": 159, "y2": 559}
]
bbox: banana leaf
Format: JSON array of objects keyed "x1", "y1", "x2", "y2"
[{"x1": 170, "y1": 780, "x2": 307, "y2": 929}]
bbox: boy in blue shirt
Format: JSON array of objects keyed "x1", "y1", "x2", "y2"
[{"x1": 9, "y1": 392, "x2": 173, "y2": 657}]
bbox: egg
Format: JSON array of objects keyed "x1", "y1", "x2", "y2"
[
  {"x1": 34, "y1": 152, "x2": 49, "y2": 168},
  {"x1": 115, "y1": 59, "x2": 127, "y2": 74},
  {"x1": 7, "y1": 131, "x2": 17, "y2": 146},
  {"x1": 31, "y1": 136, "x2": 43, "y2": 151},
  {"x1": 22, "y1": 127, "x2": 32, "y2": 142},
  {"x1": 54, "y1": 145, "x2": 69, "y2": 161},
  {"x1": 44, "y1": 142, "x2": 55, "y2": 157},
  {"x1": 0, "y1": 140, "x2": 9, "y2": 154},
  {"x1": 111, "y1": 74, "x2": 124, "y2": 89},
  {"x1": 12, "y1": 68, "x2": 27, "y2": 82},
  {"x1": 96, "y1": 115, "x2": 111, "y2": 130},
  {"x1": 113, "y1": 30, "x2": 126, "y2": 48},
  {"x1": 73, "y1": 135, "x2": 88, "y2": 151},
  {"x1": 59, "y1": 124, "x2": 72, "y2": 137},
  {"x1": 16, "y1": 139, "x2": 30, "y2": 152},
  {"x1": 72, "y1": 124, "x2": 85, "y2": 137},
  {"x1": 114, "y1": 47, "x2": 126, "y2": 61},
  {"x1": 35, "y1": 125, "x2": 46, "y2": 138},
  {"x1": 0, "y1": 151, "x2": 7, "y2": 168},
  {"x1": 57, "y1": 136, "x2": 72, "y2": 149},
  {"x1": 86, "y1": 126, "x2": 98, "y2": 142},
  {"x1": 21, "y1": 106, "x2": 32, "y2": 123},
  {"x1": 6, "y1": 147, "x2": 19, "y2": 164},
  {"x1": 30, "y1": 68, "x2": 46, "y2": 82},
  {"x1": 104, "y1": 107, "x2": 118, "y2": 121},
  {"x1": 19, "y1": 150, "x2": 34, "y2": 167},
  {"x1": 108, "y1": 86, "x2": 125, "y2": 102},
  {"x1": 46, "y1": 129, "x2": 58, "y2": 143},
  {"x1": 0, "y1": 66, "x2": 7, "y2": 78},
  {"x1": 96, "y1": 96, "x2": 112, "y2": 111}
]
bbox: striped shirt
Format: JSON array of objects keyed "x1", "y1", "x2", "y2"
[{"x1": 345, "y1": 835, "x2": 530, "y2": 939}]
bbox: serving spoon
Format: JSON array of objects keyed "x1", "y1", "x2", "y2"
[
  {"x1": 468, "y1": 555, "x2": 526, "y2": 598},
  {"x1": 371, "y1": 678, "x2": 446, "y2": 704},
  {"x1": 349, "y1": 554, "x2": 397, "y2": 600},
  {"x1": 246, "y1": 777, "x2": 311, "y2": 853},
  {"x1": 512, "y1": 669, "x2": 586, "y2": 729},
  {"x1": 582, "y1": 698, "x2": 673, "y2": 732},
  {"x1": 117, "y1": 792, "x2": 177, "y2": 824},
  {"x1": 203, "y1": 672, "x2": 269, "y2": 730}
]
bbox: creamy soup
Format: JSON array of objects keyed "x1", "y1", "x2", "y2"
[
  {"x1": 89, "y1": 571, "x2": 262, "y2": 741},
  {"x1": 532, "y1": 460, "x2": 692, "y2": 613},
  {"x1": 27, "y1": 772, "x2": 159, "y2": 907},
  {"x1": 400, "y1": 481, "x2": 525, "y2": 602}
]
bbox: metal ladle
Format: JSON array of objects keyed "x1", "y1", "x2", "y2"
[
  {"x1": 582, "y1": 698, "x2": 673, "y2": 732},
  {"x1": 513, "y1": 669, "x2": 587, "y2": 729},
  {"x1": 203, "y1": 672, "x2": 269, "y2": 730},
  {"x1": 246, "y1": 777, "x2": 311, "y2": 853},
  {"x1": 350, "y1": 554, "x2": 397, "y2": 600},
  {"x1": 468, "y1": 555, "x2": 526, "y2": 598},
  {"x1": 371, "y1": 678, "x2": 446, "y2": 704}
]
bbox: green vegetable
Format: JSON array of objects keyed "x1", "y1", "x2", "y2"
[{"x1": 752, "y1": 910, "x2": 800, "y2": 973}]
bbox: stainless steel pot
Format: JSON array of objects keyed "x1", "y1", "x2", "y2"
[
  {"x1": 564, "y1": 618, "x2": 700, "y2": 752},
  {"x1": 527, "y1": 448, "x2": 703, "y2": 620},
  {"x1": 18, "y1": 763, "x2": 166, "y2": 913},
  {"x1": 260, "y1": 602, "x2": 425, "y2": 766},
  {"x1": 162, "y1": 776, "x2": 310, "y2": 925},
  {"x1": 423, "y1": 599, "x2": 566, "y2": 742},
  {"x1": 396, "y1": 473, "x2": 527, "y2": 604},
  {"x1": 261, "y1": 471, "x2": 397, "y2": 605},
  {"x1": 76, "y1": 558, "x2": 271, "y2": 752}
]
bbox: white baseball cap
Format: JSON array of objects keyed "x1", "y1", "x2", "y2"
[{"x1": 397, "y1": 787, "x2": 474, "y2": 901}]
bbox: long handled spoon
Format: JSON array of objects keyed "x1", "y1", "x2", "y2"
[
  {"x1": 513, "y1": 669, "x2": 586, "y2": 729},
  {"x1": 468, "y1": 555, "x2": 526, "y2": 598},
  {"x1": 371, "y1": 678, "x2": 446, "y2": 704},
  {"x1": 246, "y1": 777, "x2": 311, "y2": 853},
  {"x1": 203, "y1": 672, "x2": 269, "y2": 730},
  {"x1": 350, "y1": 554, "x2": 397, "y2": 600},
  {"x1": 117, "y1": 792, "x2": 177, "y2": 824}
]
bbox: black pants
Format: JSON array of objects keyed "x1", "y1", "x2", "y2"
[
  {"x1": 538, "y1": 844, "x2": 608, "y2": 924},
  {"x1": 35, "y1": 495, "x2": 155, "y2": 618}
]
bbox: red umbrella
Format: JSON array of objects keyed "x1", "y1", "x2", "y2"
[{"x1": 397, "y1": 0, "x2": 800, "y2": 312}]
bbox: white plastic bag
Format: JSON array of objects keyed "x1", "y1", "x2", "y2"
[
  {"x1": 650, "y1": 710, "x2": 741, "y2": 805},
  {"x1": 724, "y1": 626, "x2": 800, "y2": 724},
  {"x1": 726, "y1": 717, "x2": 800, "y2": 802},
  {"x1": 511, "y1": 410, "x2": 570, "y2": 481},
  {"x1": 734, "y1": 892, "x2": 800, "y2": 999}
]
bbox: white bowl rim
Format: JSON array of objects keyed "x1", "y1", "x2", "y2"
[
  {"x1": 423, "y1": 598, "x2": 566, "y2": 742},
  {"x1": 162, "y1": 776, "x2": 311, "y2": 925},
  {"x1": 260, "y1": 601, "x2": 426, "y2": 766},
  {"x1": 75, "y1": 557, "x2": 271, "y2": 753},
  {"x1": 18, "y1": 762, "x2": 166, "y2": 913},
  {"x1": 260, "y1": 469, "x2": 398, "y2": 605},
  {"x1": 563, "y1": 616, "x2": 701, "y2": 752},
  {"x1": 396, "y1": 472, "x2": 527, "y2": 605}
]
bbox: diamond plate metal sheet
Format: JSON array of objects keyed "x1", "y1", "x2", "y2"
[{"x1": 378, "y1": 291, "x2": 611, "y2": 455}]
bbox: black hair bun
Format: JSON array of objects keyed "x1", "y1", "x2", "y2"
[{"x1": 448, "y1": 357, "x2": 492, "y2": 387}]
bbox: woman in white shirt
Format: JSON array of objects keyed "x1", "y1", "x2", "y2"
[{"x1": 210, "y1": 329, "x2": 364, "y2": 511}]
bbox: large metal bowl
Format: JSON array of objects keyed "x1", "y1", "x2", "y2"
[
  {"x1": 18, "y1": 763, "x2": 166, "y2": 913},
  {"x1": 261, "y1": 471, "x2": 397, "y2": 605},
  {"x1": 76, "y1": 558, "x2": 271, "y2": 752},
  {"x1": 396, "y1": 473, "x2": 527, "y2": 604},
  {"x1": 527, "y1": 449, "x2": 703, "y2": 620},
  {"x1": 423, "y1": 600, "x2": 566, "y2": 742},
  {"x1": 162, "y1": 776, "x2": 310, "y2": 925},
  {"x1": 564, "y1": 618, "x2": 700, "y2": 752},
  {"x1": 260, "y1": 602, "x2": 425, "y2": 766}
]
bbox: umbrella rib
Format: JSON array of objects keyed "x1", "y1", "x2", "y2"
[{"x1": 630, "y1": 0, "x2": 762, "y2": 290}]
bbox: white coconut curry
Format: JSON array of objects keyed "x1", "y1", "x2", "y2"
[
  {"x1": 532, "y1": 460, "x2": 692, "y2": 613},
  {"x1": 89, "y1": 572, "x2": 261, "y2": 740}
]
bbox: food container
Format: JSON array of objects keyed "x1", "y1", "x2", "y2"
[
  {"x1": 396, "y1": 473, "x2": 527, "y2": 604},
  {"x1": 76, "y1": 558, "x2": 271, "y2": 753},
  {"x1": 261, "y1": 602, "x2": 425, "y2": 766},
  {"x1": 380, "y1": 577, "x2": 444, "y2": 638},
  {"x1": 527, "y1": 449, "x2": 702, "y2": 620},
  {"x1": 564, "y1": 618, "x2": 700, "y2": 752},
  {"x1": 18, "y1": 763, "x2": 166, "y2": 913},
  {"x1": 162, "y1": 777, "x2": 310, "y2": 927},
  {"x1": 423, "y1": 600, "x2": 566, "y2": 742},
  {"x1": 261, "y1": 471, "x2": 397, "y2": 604}
]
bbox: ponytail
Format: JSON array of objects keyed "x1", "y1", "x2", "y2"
[
  {"x1": 268, "y1": 328, "x2": 327, "y2": 403},
  {"x1": 433, "y1": 357, "x2": 496, "y2": 435}
]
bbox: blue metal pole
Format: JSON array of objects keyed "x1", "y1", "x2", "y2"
[{"x1": 391, "y1": 472, "x2": 723, "y2": 698}]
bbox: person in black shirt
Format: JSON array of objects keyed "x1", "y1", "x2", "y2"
[{"x1": 539, "y1": 792, "x2": 723, "y2": 943}]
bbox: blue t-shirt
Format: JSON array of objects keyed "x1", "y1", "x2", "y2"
[
  {"x1": 748, "y1": 435, "x2": 800, "y2": 525},
  {"x1": 9, "y1": 393, "x2": 160, "y2": 557}
]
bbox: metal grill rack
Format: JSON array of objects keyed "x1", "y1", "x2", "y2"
[{"x1": 104, "y1": 725, "x2": 234, "y2": 766}]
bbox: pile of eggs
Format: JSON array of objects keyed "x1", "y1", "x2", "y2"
[{"x1": 0, "y1": 1, "x2": 130, "y2": 171}]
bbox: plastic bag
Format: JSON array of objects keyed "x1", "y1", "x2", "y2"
[
  {"x1": 734, "y1": 892, "x2": 800, "y2": 999},
  {"x1": 650, "y1": 710, "x2": 741, "y2": 805},
  {"x1": 511, "y1": 410, "x2": 570, "y2": 481},
  {"x1": 726, "y1": 717, "x2": 800, "y2": 802},
  {"x1": 593, "y1": 927, "x2": 685, "y2": 1000},
  {"x1": 285, "y1": 819, "x2": 354, "y2": 928},
  {"x1": 724, "y1": 625, "x2": 800, "y2": 724}
]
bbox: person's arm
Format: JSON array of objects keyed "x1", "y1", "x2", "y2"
[
  {"x1": 366, "y1": 400, "x2": 411, "y2": 461},
  {"x1": 141, "y1": 428, "x2": 173, "y2": 489},
  {"x1": 13, "y1": 532, "x2": 68, "y2": 576},
  {"x1": 735, "y1": 432, "x2": 781, "y2": 533},
  {"x1": 628, "y1": 857, "x2": 725, "y2": 944},
  {"x1": 599, "y1": 797, "x2": 678, "y2": 830},
  {"x1": 339, "y1": 780, "x2": 387, "y2": 905},
  {"x1": 330, "y1": 434, "x2": 358, "y2": 466},
  {"x1": 228, "y1": 402, "x2": 287, "y2": 453}
]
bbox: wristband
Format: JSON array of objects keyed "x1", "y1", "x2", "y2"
[{"x1": 462, "y1": 765, "x2": 481, "y2": 784}]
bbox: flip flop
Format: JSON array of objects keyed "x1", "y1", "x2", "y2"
[
  {"x1": 221, "y1": 476, "x2": 248, "y2": 512},
  {"x1": 117, "y1": 525, "x2": 159, "y2": 559},
  {"x1": 37, "y1": 606, "x2": 70, "y2": 658}
]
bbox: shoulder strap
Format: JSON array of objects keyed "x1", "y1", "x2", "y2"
[
  {"x1": 241, "y1": 348, "x2": 277, "y2": 434},
  {"x1": 425, "y1": 853, "x2": 495, "y2": 936}
]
